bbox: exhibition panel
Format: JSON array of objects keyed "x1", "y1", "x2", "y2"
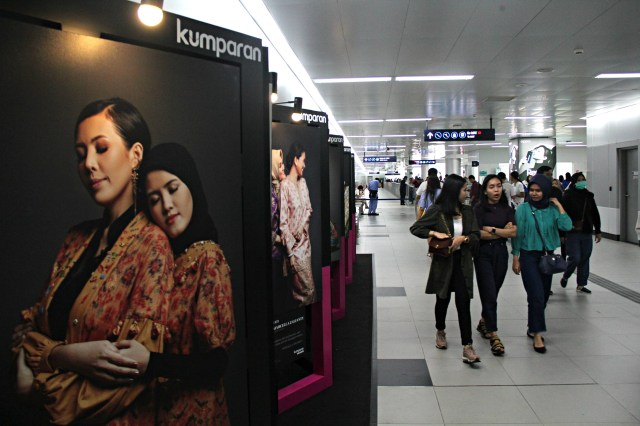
[
  {"x1": 272, "y1": 105, "x2": 332, "y2": 412},
  {"x1": 329, "y1": 136, "x2": 346, "y2": 320},
  {"x1": 0, "y1": 0, "x2": 273, "y2": 423}
]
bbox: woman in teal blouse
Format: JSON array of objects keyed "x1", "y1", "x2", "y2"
[{"x1": 512, "y1": 174, "x2": 572, "y2": 353}]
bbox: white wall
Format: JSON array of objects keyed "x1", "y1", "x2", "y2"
[{"x1": 587, "y1": 103, "x2": 640, "y2": 237}]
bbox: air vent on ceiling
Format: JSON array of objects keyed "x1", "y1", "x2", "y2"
[{"x1": 483, "y1": 96, "x2": 516, "y2": 102}]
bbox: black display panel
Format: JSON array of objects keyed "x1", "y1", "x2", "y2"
[
  {"x1": 329, "y1": 140, "x2": 345, "y2": 250},
  {"x1": 409, "y1": 159, "x2": 437, "y2": 165},
  {"x1": 0, "y1": 1, "x2": 273, "y2": 423}
]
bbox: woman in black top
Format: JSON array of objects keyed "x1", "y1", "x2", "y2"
[{"x1": 473, "y1": 175, "x2": 517, "y2": 355}]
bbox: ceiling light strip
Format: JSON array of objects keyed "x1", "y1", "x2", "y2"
[
  {"x1": 337, "y1": 119, "x2": 384, "y2": 123},
  {"x1": 595, "y1": 73, "x2": 640, "y2": 79},
  {"x1": 505, "y1": 116, "x2": 551, "y2": 120},
  {"x1": 395, "y1": 75, "x2": 474, "y2": 81},
  {"x1": 314, "y1": 77, "x2": 392, "y2": 83}
]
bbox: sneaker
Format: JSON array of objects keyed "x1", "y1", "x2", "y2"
[
  {"x1": 435, "y1": 330, "x2": 447, "y2": 349},
  {"x1": 577, "y1": 286, "x2": 592, "y2": 294},
  {"x1": 462, "y1": 344, "x2": 481, "y2": 364},
  {"x1": 560, "y1": 277, "x2": 568, "y2": 288}
]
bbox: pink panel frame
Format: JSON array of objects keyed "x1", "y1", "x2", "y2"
[
  {"x1": 277, "y1": 266, "x2": 333, "y2": 413},
  {"x1": 331, "y1": 239, "x2": 346, "y2": 321},
  {"x1": 345, "y1": 215, "x2": 354, "y2": 284}
]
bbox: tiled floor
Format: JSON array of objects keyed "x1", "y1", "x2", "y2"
[{"x1": 359, "y1": 190, "x2": 640, "y2": 425}]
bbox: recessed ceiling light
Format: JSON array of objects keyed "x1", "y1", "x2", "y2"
[
  {"x1": 386, "y1": 118, "x2": 432, "y2": 122},
  {"x1": 338, "y1": 119, "x2": 384, "y2": 123},
  {"x1": 314, "y1": 77, "x2": 392, "y2": 83},
  {"x1": 395, "y1": 75, "x2": 474, "y2": 81},
  {"x1": 386, "y1": 145, "x2": 406, "y2": 148},
  {"x1": 505, "y1": 116, "x2": 551, "y2": 120},
  {"x1": 564, "y1": 124, "x2": 587, "y2": 128},
  {"x1": 595, "y1": 73, "x2": 640, "y2": 79},
  {"x1": 346, "y1": 135, "x2": 380, "y2": 138},
  {"x1": 491, "y1": 145, "x2": 507, "y2": 148},
  {"x1": 536, "y1": 68, "x2": 554, "y2": 73}
]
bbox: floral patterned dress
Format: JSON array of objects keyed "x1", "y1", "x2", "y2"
[
  {"x1": 21, "y1": 212, "x2": 174, "y2": 425},
  {"x1": 156, "y1": 240, "x2": 236, "y2": 425},
  {"x1": 279, "y1": 177, "x2": 315, "y2": 305}
]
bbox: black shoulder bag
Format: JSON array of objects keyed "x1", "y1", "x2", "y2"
[{"x1": 530, "y1": 205, "x2": 567, "y2": 275}]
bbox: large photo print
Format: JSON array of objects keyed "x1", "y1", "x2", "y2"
[{"x1": 1, "y1": 17, "x2": 249, "y2": 424}]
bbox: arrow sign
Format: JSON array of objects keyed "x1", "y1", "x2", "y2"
[{"x1": 426, "y1": 132, "x2": 433, "y2": 139}]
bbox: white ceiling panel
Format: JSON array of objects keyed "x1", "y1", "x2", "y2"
[{"x1": 264, "y1": 0, "x2": 640, "y2": 153}]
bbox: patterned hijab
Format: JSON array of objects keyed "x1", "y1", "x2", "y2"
[{"x1": 140, "y1": 143, "x2": 218, "y2": 254}]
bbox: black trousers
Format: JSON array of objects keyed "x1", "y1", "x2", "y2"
[
  {"x1": 474, "y1": 240, "x2": 508, "y2": 332},
  {"x1": 435, "y1": 251, "x2": 472, "y2": 345}
]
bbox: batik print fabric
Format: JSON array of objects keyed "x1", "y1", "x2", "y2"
[
  {"x1": 279, "y1": 177, "x2": 316, "y2": 305},
  {"x1": 156, "y1": 240, "x2": 236, "y2": 426},
  {"x1": 21, "y1": 212, "x2": 174, "y2": 425}
]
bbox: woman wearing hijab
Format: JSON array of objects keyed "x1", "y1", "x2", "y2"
[
  {"x1": 120, "y1": 143, "x2": 236, "y2": 425},
  {"x1": 512, "y1": 174, "x2": 572, "y2": 353},
  {"x1": 13, "y1": 98, "x2": 174, "y2": 424},
  {"x1": 410, "y1": 175, "x2": 481, "y2": 364},
  {"x1": 560, "y1": 172, "x2": 602, "y2": 294}
]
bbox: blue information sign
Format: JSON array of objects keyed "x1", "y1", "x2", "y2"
[
  {"x1": 424, "y1": 128, "x2": 495, "y2": 142},
  {"x1": 363, "y1": 155, "x2": 397, "y2": 163},
  {"x1": 409, "y1": 159, "x2": 436, "y2": 165}
]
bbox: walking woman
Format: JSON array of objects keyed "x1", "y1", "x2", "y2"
[
  {"x1": 13, "y1": 98, "x2": 174, "y2": 424},
  {"x1": 417, "y1": 176, "x2": 442, "y2": 218},
  {"x1": 128, "y1": 143, "x2": 236, "y2": 425},
  {"x1": 473, "y1": 174, "x2": 517, "y2": 356},
  {"x1": 410, "y1": 174, "x2": 481, "y2": 363},
  {"x1": 560, "y1": 172, "x2": 602, "y2": 293},
  {"x1": 512, "y1": 174, "x2": 572, "y2": 353}
]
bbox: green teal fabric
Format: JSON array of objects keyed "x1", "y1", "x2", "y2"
[{"x1": 511, "y1": 202, "x2": 573, "y2": 255}]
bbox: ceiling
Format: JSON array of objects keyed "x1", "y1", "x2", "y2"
[{"x1": 263, "y1": 0, "x2": 640, "y2": 164}]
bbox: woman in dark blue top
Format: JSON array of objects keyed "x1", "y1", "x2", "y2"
[{"x1": 473, "y1": 175, "x2": 517, "y2": 355}]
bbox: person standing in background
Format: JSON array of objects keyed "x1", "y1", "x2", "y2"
[
  {"x1": 400, "y1": 176, "x2": 407, "y2": 205},
  {"x1": 498, "y1": 172, "x2": 512, "y2": 207},
  {"x1": 560, "y1": 173, "x2": 602, "y2": 294},
  {"x1": 368, "y1": 178, "x2": 381, "y2": 215},
  {"x1": 468, "y1": 175, "x2": 480, "y2": 206},
  {"x1": 510, "y1": 171, "x2": 525, "y2": 208}
]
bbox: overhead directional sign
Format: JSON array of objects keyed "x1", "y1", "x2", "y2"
[
  {"x1": 424, "y1": 128, "x2": 495, "y2": 142},
  {"x1": 409, "y1": 159, "x2": 436, "y2": 165},
  {"x1": 363, "y1": 155, "x2": 397, "y2": 163}
]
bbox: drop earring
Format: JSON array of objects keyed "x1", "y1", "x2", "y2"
[{"x1": 131, "y1": 167, "x2": 139, "y2": 214}]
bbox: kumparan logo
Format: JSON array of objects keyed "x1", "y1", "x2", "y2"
[
  {"x1": 302, "y1": 112, "x2": 327, "y2": 124},
  {"x1": 176, "y1": 18, "x2": 262, "y2": 62}
]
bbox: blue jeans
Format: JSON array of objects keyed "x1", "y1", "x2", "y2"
[
  {"x1": 563, "y1": 232, "x2": 593, "y2": 286},
  {"x1": 368, "y1": 190, "x2": 378, "y2": 213},
  {"x1": 474, "y1": 241, "x2": 508, "y2": 332},
  {"x1": 519, "y1": 249, "x2": 552, "y2": 333}
]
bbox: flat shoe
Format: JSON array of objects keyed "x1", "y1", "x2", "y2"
[{"x1": 533, "y1": 341, "x2": 546, "y2": 353}]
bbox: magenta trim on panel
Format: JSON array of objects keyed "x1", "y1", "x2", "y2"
[{"x1": 277, "y1": 266, "x2": 333, "y2": 413}]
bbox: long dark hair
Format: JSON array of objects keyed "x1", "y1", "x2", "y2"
[
  {"x1": 478, "y1": 174, "x2": 508, "y2": 206},
  {"x1": 435, "y1": 174, "x2": 467, "y2": 216},
  {"x1": 426, "y1": 176, "x2": 441, "y2": 202},
  {"x1": 285, "y1": 143, "x2": 305, "y2": 175}
]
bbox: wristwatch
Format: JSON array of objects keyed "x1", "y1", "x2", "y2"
[{"x1": 491, "y1": 227, "x2": 496, "y2": 234}]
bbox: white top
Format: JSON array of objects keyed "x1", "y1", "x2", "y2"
[
  {"x1": 453, "y1": 217, "x2": 463, "y2": 251},
  {"x1": 502, "y1": 181, "x2": 513, "y2": 205},
  {"x1": 416, "y1": 180, "x2": 428, "y2": 196},
  {"x1": 512, "y1": 181, "x2": 525, "y2": 206}
]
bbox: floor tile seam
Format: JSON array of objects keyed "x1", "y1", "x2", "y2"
[
  {"x1": 599, "y1": 383, "x2": 640, "y2": 423},
  {"x1": 608, "y1": 334, "x2": 640, "y2": 354}
]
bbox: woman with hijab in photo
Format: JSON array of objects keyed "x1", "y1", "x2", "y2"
[
  {"x1": 12, "y1": 98, "x2": 174, "y2": 424},
  {"x1": 122, "y1": 142, "x2": 236, "y2": 425},
  {"x1": 280, "y1": 143, "x2": 316, "y2": 306},
  {"x1": 512, "y1": 174, "x2": 572, "y2": 353},
  {"x1": 473, "y1": 174, "x2": 517, "y2": 356},
  {"x1": 410, "y1": 174, "x2": 481, "y2": 364}
]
